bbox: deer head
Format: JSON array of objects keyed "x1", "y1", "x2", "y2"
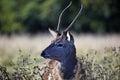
[{"x1": 41, "y1": 2, "x2": 83, "y2": 62}]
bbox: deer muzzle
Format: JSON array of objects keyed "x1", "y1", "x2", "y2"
[{"x1": 41, "y1": 51, "x2": 50, "y2": 58}]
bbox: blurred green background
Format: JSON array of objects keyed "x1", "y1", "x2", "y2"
[{"x1": 0, "y1": 0, "x2": 119, "y2": 34}]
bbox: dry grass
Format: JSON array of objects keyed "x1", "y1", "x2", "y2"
[
  {"x1": 0, "y1": 33, "x2": 120, "y2": 55},
  {"x1": 0, "y1": 33, "x2": 120, "y2": 80}
]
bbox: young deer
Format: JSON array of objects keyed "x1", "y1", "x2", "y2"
[{"x1": 40, "y1": 2, "x2": 85, "y2": 80}]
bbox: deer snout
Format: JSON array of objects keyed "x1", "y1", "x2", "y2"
[
  {"x1": 41, "y1": 51, "x2": 46, "y2": 56},
  {"x1": 41, "y1": 51, "x2": 50, "y2": 58}
]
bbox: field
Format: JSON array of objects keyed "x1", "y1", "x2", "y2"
[{"x1": 0, "y1": 34, "x2": 120, "y2": 80}]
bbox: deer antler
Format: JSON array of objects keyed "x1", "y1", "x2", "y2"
[
  {"x1": 57, "y1": 1, "x2": 72, "y2": 34},
  {"x1": 64, "y1": 4, "x2": 83, "y2": 32}
]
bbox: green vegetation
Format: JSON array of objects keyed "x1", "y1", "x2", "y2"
[
  {"x1": 0, "y1": 0, "x2": 119, "y2": 79},
  {"x1": 0, "y1": 34, "x2": 120, "y2": 79},
  {"x1": 0, "y1": 46, "x2": 120, "y2": 79},
  {"x1": 0, "y1": 0, "x2": 119, "y2": 34}
]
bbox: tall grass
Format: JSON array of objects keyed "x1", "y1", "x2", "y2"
[{"x1": 0, "y1": 34, "x2": 120, "y2": 79}]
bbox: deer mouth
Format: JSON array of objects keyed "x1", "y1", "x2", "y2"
[
  {"x1": 41, "y1": 51, "x2": 61, "y2": 60},
  {"x1": 41, "y1": 51, "x2": 51, "y2": 58}
]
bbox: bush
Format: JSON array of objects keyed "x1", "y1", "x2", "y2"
[{"x1": 0, "y1": 47, "x2": 120, "y2": 80}]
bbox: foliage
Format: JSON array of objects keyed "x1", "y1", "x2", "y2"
[
  {"x1": 0, "y1": 47, "x2": 120, "y2": 80},
  {"x1": 79, "y1": 47, "x2": 120, "y2": 79},
  {"x1": 0, "y1": 0, "x2": 119, "y2": 34}
]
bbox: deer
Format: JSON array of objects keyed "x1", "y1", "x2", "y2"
[{"x1": 40, "y1": 2, "x2": 86, "y2": 80}]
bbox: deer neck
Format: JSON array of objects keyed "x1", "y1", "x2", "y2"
[{"x1": 60, "y1": 53, "x2": 77, "y2": 79}]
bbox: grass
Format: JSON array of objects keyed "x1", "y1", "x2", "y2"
[{"x1": 0, "y1": 34, "x2": 120, "y2": 80}]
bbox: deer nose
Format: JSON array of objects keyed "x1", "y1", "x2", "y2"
[
  {"x1": 41, "y1": 51, "x2": 50, "y2": 58},
  {"x1": 41, "y1": 51, "x2": 46, "y2": 57}
]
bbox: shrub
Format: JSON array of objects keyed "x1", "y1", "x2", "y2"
[{"x1": 0, "y1": 47, "x2": 120, "y2": 80}]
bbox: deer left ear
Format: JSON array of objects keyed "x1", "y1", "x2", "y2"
[
  {"x1": 67, "y1": 32, "x2": 74, "y2": 43},
  {"x1": 49, "y1": 28, "x2": 57, "y2": 38}
]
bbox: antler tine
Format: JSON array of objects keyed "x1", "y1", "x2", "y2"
[
  {"x1": 57, "y1": 1, "x2": 72, "y2": 33},
  {"x1": 64, "y1": 4, "x2": 83, "y2": 32}
]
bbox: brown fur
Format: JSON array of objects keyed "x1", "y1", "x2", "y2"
[{"x1": 40, "y1": 59, "x2": 85, "y2": 80}]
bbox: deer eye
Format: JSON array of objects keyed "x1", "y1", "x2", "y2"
[{"x1": 57, "y1": 43, "x2": 63, "y2": 47}]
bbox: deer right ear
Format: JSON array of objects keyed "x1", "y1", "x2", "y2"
[
  {"x1": 67, "y1": 32, "x2": 74, "y2": 44},
  {"x1": 49, "y1": 28, "x2": 57, "y2": 38}
]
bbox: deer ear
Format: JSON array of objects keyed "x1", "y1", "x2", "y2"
[
  {"x1": 67, "y1": 32, "x2": 74, "y2": 43},
  {"x1": 49, "y1": 28, "x2": 57, "y2": 38}
]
